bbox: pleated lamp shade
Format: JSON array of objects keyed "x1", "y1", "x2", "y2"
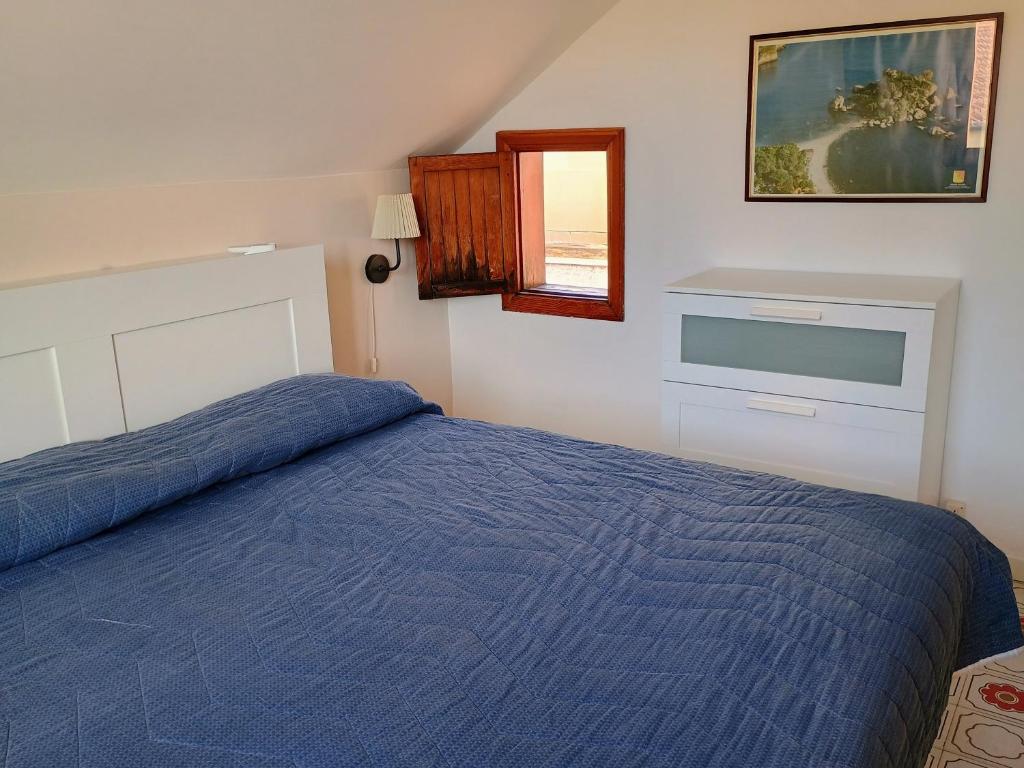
[{"x1": 371, "y1": 193, "x2": 420, "y2": 239}]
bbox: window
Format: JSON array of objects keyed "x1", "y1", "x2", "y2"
[
  {"x1": 407, "y1": 128, "x2": 624, "y2": 321},
  {"x1": 498, "y1": 129, "x2": 624, "y2": 321},
  {"x1": 517, "y1": 150, "x2": 610, "y2": 293}
]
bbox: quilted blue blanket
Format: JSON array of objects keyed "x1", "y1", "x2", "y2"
[{"x1": 0, "y1": 375, "x2": 1020, "y2": 768}]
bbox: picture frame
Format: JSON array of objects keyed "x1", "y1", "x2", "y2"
[{"x1": 745, "y1": 13, "x2": 1003, "y2": 202}]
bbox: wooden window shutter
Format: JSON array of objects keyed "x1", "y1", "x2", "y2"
[{"x1": 407, "y1": 152, "x2": 515, "y2": 299}]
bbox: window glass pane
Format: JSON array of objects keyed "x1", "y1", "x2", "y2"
[
  {"x1": 518, "y1": 151, "x2": 608, "y2": 294},
  {"x1": 680, "y1": 315, "x2": 906, "y2": 386}
]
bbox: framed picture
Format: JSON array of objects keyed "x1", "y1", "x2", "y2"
[{"x1": 745, "y1": 13, "x2": 1003, "y2": 202}]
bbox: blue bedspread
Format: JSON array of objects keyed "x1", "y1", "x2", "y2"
[{"x1": 0, "y1": 375, "x2": 1020, "y2": 768}]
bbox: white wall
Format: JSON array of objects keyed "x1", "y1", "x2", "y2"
[
  {"x1": 0, "y1": 169, "x2": 453, "y2": 411},
  {"x1": 451, "y1": 0, "x2": 1024, "y2": 561}
]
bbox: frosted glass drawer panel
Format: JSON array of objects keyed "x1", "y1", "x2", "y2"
[
  {"x1": 660, "y1": 382, "x2": 924, "y2": 500},
  {"x1": 679, "y1": 315, "x2": 906, "y2": 386},
  {"x1": 661, "y1": 293, "x2": 934, "y2": 411}
]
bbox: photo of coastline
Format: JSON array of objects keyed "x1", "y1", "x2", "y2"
[{"x1": 747, "y1": 15, "x2": 1002, "y2": 201}]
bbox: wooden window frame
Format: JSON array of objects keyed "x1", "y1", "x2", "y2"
[{"x1": 497, "y1": 128, "x2": 625, "y2": 322}]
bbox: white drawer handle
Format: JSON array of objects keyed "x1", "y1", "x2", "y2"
[
  {"x1": 750, "y1": 305, "x2": 822, "y2": 321},
  {"x1": 746, "y1": 398, "x2": 817, "y2": 418}
]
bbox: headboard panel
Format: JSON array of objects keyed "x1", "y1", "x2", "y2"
[{"x1": 0, "y1": 245, "x2": 333, "y2": 463}]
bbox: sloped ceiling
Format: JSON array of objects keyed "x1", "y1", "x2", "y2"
[{"x1": 0, "y1": 0, "x2": 617, "y2": 195}]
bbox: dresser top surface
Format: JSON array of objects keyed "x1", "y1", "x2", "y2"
[{"x1": 665, "y1": 269, "x2": 959, "y2": 309}]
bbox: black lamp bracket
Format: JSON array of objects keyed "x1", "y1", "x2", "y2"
[{"x1": 365, "y1": 238, "x2": 402, "y2": 284}]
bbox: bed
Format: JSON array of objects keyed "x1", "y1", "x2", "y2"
[{"x1": 1, "y1": 249, "x2": 1021, "y2": 768}]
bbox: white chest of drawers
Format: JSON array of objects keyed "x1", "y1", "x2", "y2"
[{"x1": 661, "y1": 269, "x2": 960, "y2": 503}]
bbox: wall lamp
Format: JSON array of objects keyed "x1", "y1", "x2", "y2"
[{"x1": 365, "y1": 193, "x2": 420, "y2": 284}]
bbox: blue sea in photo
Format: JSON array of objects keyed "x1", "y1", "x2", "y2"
[{"x1": 754, "y1": 27, "x2": 981, "y2": 194}]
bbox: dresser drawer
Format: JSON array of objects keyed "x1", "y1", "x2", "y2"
[
  {"x1": 661, "y1": 382, "x2": 925, "y2": 500},
  {"x1": 662, "y1": 292, "x2": 935, "y2": 411}
]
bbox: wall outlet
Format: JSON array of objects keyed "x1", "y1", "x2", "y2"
[{"x1": 942, "y1": 499, "x2": 968, "y2": 517}]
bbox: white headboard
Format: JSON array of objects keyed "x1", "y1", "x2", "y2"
[{"x1": 0, "y1": 245, "x2": 334, "y2": 463}]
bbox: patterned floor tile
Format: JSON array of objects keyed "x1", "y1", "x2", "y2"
[
  {"x1": 937, "y1": 749, "x2": 1008, "y2": 767},
  {"x1": 934, "y1": 585, "x2": 1024, "y2": 765},
  {"x1": 952, "y1": 671, "x2": 969, "y2": 702},
  {"x1": 990, "y1": 649, "x2": 1024, "y2": 684},
  {"x1": 961, "y1": 672, "x2": 1024, "y2": 726},
  {"x1": 936, "y1": 749, "x2": 1006, "y2": 768},
  {"x1": 945, "y1": 708, "x2": 1024, "y2": 767},
  {"x1": 935, "y1": 704, "x2": 958, "y2": 750}
]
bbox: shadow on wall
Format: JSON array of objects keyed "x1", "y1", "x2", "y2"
[{"x1": 322, "y1": 195, "x2": 371, "y2": 375}]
